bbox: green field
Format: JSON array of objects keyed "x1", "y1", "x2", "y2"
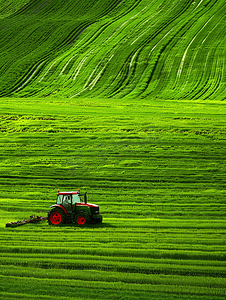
[
  {"x1": 0, "y1": 98, "x2": 226, "y2": 299},
  {"x1": 0, "y1": 0, "x2": 226, "y2": 299},
  {"x1": 0, "y1": 0, "x2": 226, "y2": 99}
]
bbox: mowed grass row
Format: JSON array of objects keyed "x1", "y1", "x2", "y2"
[
  {"x1": 0, "y1": 0, "x2": 125, "y2": 95},
  {"x1": 1, "y1": 275, "x2": 225, "y2": 300},
  {"x1": 0, "y1": 0, "x2": 30, "y2": 18},
  {"x1": 1, "y1": 219, "x2": 226, "y2": 254},
  {"x1": 1, "y1": 219, "x2": 226, "y2": 298},
  {"x1": 0, "y1": 98, "x2": 225, "y2": 299},
  {"x1": 0, "y1": 98, "x2": 225, "y2": 218}
]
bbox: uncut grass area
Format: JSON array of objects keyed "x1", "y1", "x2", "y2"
[{"x1": 0, "y1": 98, "x2": 226, "y2": 300}]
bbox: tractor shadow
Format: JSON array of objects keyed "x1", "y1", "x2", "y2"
[{"x1": 62, "y1": 222, "x2": 116, "y2": 229}]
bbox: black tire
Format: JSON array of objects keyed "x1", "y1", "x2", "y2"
[
  {"x1": 75, "y1": 213, "x2": 90, "y2": 226},
  {"x1": 48, "y1": 208, "x2": 66, "y2": 226}
]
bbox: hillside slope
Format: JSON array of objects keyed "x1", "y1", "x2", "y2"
[{"x1": 0, "y1": 0, "x2": 225, "y2": 99}]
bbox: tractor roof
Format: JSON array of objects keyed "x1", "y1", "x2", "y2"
[{"x1": 57, "y1": 191, "x2": 79, "y2": 195}]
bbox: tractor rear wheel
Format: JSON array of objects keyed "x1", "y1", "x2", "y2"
[
  {"x1": 48, "y1": 208, "x2": 66, "y2": 226},
  {"x1": 75, "y1": 213, "x2": 89, "y2": 226}
]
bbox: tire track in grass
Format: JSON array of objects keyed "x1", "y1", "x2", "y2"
[
  {"x1": 38, "y1": 4, "x2": 137, "y2": 95},
  {"x1": 129, "y1": 25, "x2": 177, "y2": 98},
  {"x1": 176, "y1": 16, "x2": 214, "y2": 79},
  {"x1": 70, "y1": 54, "x2": 114, "y2": 97},
  {"x1": 0, "y1": 0, "x2": 127, "y2": 96},
  {"x1": 83, "y1": 3, "x2": 153, "y2": 95},
  {"x1": 174, "y1": 0, "x2": 224, "y2": 94},
  {"x1": 2, "y1": 0, "x2": 226, "y2": 100},
  {"x1": 59, "y1": 54, "x2": 77, "y2": 76},
  {"x1": 209, "y1": 45, "x2": 226, "y2": 100},
  {"x1": 58, "y1": 27, "x2": 93, "y2": 77},
  {"x1": 193, "y1": 0, "x2": 204, "y2": 11},
  {"x1": 180, "y1": 3, "x2": 226, "y2": 99},
  {"x1": 1, "y1": 252, "x2": 226, "y2": 277},
  {"x1": 88, "y1": 54, "x2": 114, "y2": 90},
  {"x1": 103, "y1": 12, "x2": 164, "y2": 96},
  {"x1": 114, "y1": 3, "x2": 168, "y2": 96},
  {"x1": 14, "y1": 61, "x2": 45, "y2": 92},
  {"x1": 1, "y1": 265, "x2": 226, "y2": 288},
  {"x1": 140, "y1": 0, "x2": 222, "y2": 99},
  {"x1": 122, "y1": 0, "x2": 194, "y2": 98},
  {"x1": 194, "y1": 49, "x2": 222, "y2": 100},
  {"x1": 66, "y1": 2, "x2": 148, "y2": 97},
  {"x1": 197, "y1": 25, "x2": 226, "y2": 99},
  {"x1": 72, "y1": 55, "x2": 90, "y2": 81},
  {"x1": 1, "y1": 274, "x2": 226, "y2": 299},
  {"x1": 53, "y1": 1, "x2": 140, "y2": 84},
  {"x1": 37, "y1": 26, "x2": 88, "y2": 84},
  {"x1": 69, "y1": 0, "x2": 161, "y2": 98},
  {"x1": 131, "y1": 0, "x2": 194, "y2": 97},
  {"x1": 38, "y1": 56, "x2": 63, "y2": 82}
]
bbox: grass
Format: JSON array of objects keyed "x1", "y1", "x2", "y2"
[
  {"x1": 0, "y1": 98, "x2": 225, "y2": 299},
  {"x1": 0, "y1": 0, "x2": 226, "y2": 99},
  {"x1": 0, "y1": 1, "x2": 226, "y2": 299}
]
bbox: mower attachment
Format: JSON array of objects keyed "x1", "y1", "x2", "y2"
[{"x1": 6, "y1": 215, "x2": 47, "y2": 228}]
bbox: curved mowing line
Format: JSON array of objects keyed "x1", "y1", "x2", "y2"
[
  {"x1": 58, "y1": 30, "x2": 92, "y2": 77},
  {"x1": 67, "y1": 1, "x2": 155, "y2": 98},
  {"x1": 38, "y1": 56, "x2": 62, "y2": 82},
  {"x1": 173, "y1": 2, "x2": 226, "y2": 99},
  {"x1": 193, "y1": 0, "x2": 204, "y2": 11},
  {"x1": 89, "y1": 54, "x2": 114, "y2": 90},
  {"x1": 149, "y1": 26, "x2": 176, "y2": 55},
  {"x1": 72, "y1": 54, "x2": 92, "y2": 81},
  {"x1": 1, "y1": 0, "x2": 226, "y2": 100},
  {"x1": 83, "y1": 63, "x2": 101, "y2": 88},
  {"x1": 14, "y1": 61, "x2": 45, "y2": 92},
  {"x1": 100, "y1": 5, "x2": 168, "y2": 96},
  {"x1": 128, "y1": 52, "x2": 138, "y2": 76},
  {"x1": 130, "y1": 26, "x2": 152, "y2": 46},
  {"x1": 122, "y1": 1, "x2": 194, "y2": 98},
  {"x1": 123, "y1": 0, "x2": 195, "y2": 97},
  {"x1": 192, "y1": 42, "x2": 224, "y2": 100},
  {"x1": 176, "y1": 15, "x2": 214, "y2": 79},
  {"x1": 59, "y1": 54, "x2": 77, "y2": 76},
  {"x1": 70, "y1": 54, "x2": 114, "y2": 97},
  {"x1": 181, "y1": 19, "x2": 221, "y2": 93}
]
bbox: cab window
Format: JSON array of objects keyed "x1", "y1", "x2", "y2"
[
  {"x1": 63, "y1": 195, "x2": 71, "y2": 205},
  {"x1": 72, "y1": 194, "x2": 81, "y2": 204},
  {"x1": 57, "y1": 195, "x2": 63, "y2": 204}
]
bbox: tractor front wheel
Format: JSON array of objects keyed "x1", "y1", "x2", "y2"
[
  {"x1": 48, "y1": 208, "x2": 65, "y2": 226},
  {"x1": 75, "y1": 213, "x2": 89, "y2": 226}
]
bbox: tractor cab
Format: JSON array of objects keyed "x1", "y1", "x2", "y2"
[
  {"x1": 56, "y1": 191, "x2": 82, "y2": 213},
  {"x1": 57, "y1": 191, "x2": 82, "y2": 205},
  {"x1": 47, "y1": 189, "x2": 102, "y2": 226}
]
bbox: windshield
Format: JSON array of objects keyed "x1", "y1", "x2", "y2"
[
  {"x1": 57, "y1": 194, "x2": 63, "y2": 204},
  {"x1": 57, "y1": 193, "x2": 80, "y2": 205},
  {"x1": 63, "y1": 195, "x2": 71, "y2": 205},
  {"x1": 72, "y1": 194, "x2": 81, "y2": 204}
]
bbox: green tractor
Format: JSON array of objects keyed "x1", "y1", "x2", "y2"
[{"x1": 47, "y1": 189, "x2": 102, "y2": 226}]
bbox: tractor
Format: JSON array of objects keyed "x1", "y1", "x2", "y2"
[{"x1": 47, "y1": 189, "x2": 102, "y2": 226}]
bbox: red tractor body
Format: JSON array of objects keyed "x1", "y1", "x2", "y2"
[{"x1": 47, "y1": 190, "x2": 102, "y2": 226}]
